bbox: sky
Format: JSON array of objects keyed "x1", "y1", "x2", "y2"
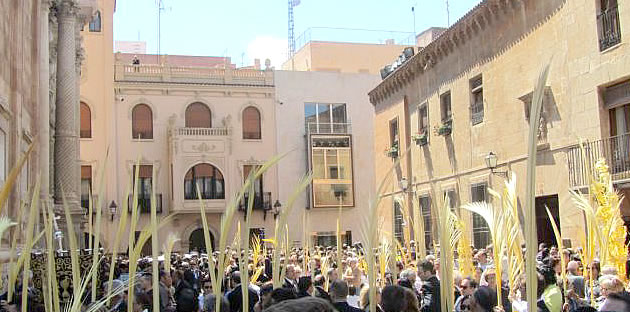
[{"x1": 113, "y1": 0, "x2": 482, "y2": 68}]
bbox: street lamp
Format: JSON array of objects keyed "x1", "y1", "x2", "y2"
[
  {"x1": 399, "y1": 177, "x2": 409, "y2": 192},
  {"x1": 273, "y1": 200, "x2": 282, "y2": 219},
  {"x1": 109, "y1": 200, "x2": 118, "y2": 222},
  {"x1": 485, "y1": 152, "x2": 508, "y2": 178}
]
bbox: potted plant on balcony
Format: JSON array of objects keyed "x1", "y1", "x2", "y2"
[
  {"x1": 412, "y1": 131, "x2": 428, "y2": 146},
  {"x1": 384, "y1": 142, "x2": 399, "y2": 158},
  {"x1": 435, "y1": 119, "x2": 453, "y2": 136}
]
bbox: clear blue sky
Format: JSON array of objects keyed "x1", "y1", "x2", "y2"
[{"x1": 113, "y1": 0, "x2": 481, "y2": 67}]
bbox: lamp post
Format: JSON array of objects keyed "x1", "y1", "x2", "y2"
[
  {"x1": 109, "y1": 200, "x2": 118, "y2": 222},
  {"x1": 273, "y1": 200, "x2": 282, "y2": 219},
  {"x1": 485, "y1": 152, "x2": 508, "y2": 178}
]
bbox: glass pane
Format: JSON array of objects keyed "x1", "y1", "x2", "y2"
[
  {"x1": 0, "y1": 130, "x2": 5, "y2": 183},
  {"x1": 312, "y1": 149, "x2": 325, "y2": 179},
  {"x1": 305, "y1": 103, "x2": 317, "y2": 132},
  {"x1": 338, "y1": 149, "x2": 352, "y2": 180},
  {"x1": 318, "y1": 104, "x2": 331, "y2": 124},
  {"x1": 332, "y1": 104, "x2": 347, "y2": 124},
  {"x1": 325, "y1": 149, "x2": 338, "y2": 179}
]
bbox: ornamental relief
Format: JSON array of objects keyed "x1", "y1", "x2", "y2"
[{"x1": 181, "y1": 139, "x2": 225, "y2": 154}]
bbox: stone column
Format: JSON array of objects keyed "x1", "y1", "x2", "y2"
[
  {"x1": 54, "y1": 0, "x2": 80, "y2": 212},
  {"x1": 39, "y1": 0, "x2": 51, "y2": 207}
]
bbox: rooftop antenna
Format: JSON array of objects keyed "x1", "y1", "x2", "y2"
[
  {"x1": 288, "y1": 0, "x2": 300, "y2": 69},
  {"x1": 412, "y1": 3, "x2": 416, "y2": 35},
  {"x1": 156, "y1": 0, "x2": 171, "y2": 58},
  {"x1": 446, "y1": 0, "x2": 451, "y2": 26}
]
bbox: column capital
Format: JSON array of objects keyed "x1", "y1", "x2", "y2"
[{"x1": 56, "y1": 0, "x2": 78, "y2": 18}]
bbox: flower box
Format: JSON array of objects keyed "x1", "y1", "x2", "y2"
[
  {"x1": 436, "y1": 120, "x2": 452, "y2": 136},
  {"x1": 413, "y1": 133, "x2": 428, "y2": 146}
]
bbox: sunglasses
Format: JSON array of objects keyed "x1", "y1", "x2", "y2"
[
  {"x1": 461, "y1": 304, "x2": 471, "y2": 311},
  {"x1": 460, "y1": 285, "x2": 468, "y2": 289}
]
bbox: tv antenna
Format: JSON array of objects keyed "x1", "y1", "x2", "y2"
[
  {"x1": 288, "y1": 0, "x2": 301, "y2": 58},
  {"x1": 156, "y1": 0, "x2": 171, "y2": 57},
  {"x1": 446, "y1": 0, "x2": 451, "y2": 26}
]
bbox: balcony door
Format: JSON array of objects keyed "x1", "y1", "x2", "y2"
[
  {"x1": 609, "y1": 104, "x2": 630, "y2": 171},
  {"x1": 243, "y1": 165, "x2": 263, "y2": 196}
]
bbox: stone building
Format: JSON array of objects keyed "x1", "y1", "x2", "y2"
[
  {"x1": 370, "y1": 0, "x2": 629, "y2": 249},
  {"x1": 0, "y1": 0, "x2": 97, "y2": 246},
  {"x1": 79, "y1": 2, "x2": 386, "y2": 252}
]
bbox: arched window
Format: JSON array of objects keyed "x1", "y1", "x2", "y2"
[
  {"x1": 185, "y1": 102, "x2": 212, "y2": 128},
  {"x1": 132, "y1": 104, "x2": 153, "y2": 139},
  {"x1": 242, "y1": 106, "x2": 261, "y2": 139},
  {"x1": 80, "y1": 102, "x2": 91, "y2": 138},
  {"x1": 184, "y1": 163, "x2": 224, "y2": 200},
  {"x1": 89, "y1": 11, "x2": 101, "y2": 32}
]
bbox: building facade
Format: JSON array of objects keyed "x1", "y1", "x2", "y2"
[
  {"x1": 0, "y1": 0, "x2": 97, "y2": 248},
  {"x1": 370, "y1": 0, "x2": 630, "y2": 250}
]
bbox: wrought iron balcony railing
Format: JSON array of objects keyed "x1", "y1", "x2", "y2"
[
  {"x1": 128, "y1": 194, "x2": 163, "y2": 213},
  {"x1": 567, "y1": 133, "x2": 630, "y2": 187},
  {"x1": 238, "y1": 192, "x2": 272, "y2": 212},
  {"x1": 598, "y1": 6, "x2": 622, "y2": 51}
]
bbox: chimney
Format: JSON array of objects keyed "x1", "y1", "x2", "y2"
[{"x1": 254, "y1": 59, "x2": 261, "y2": 70}]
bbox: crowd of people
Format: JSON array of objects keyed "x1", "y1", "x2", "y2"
[{"x1": 2, "y1": 241, "x2": 630, "y2": 312}]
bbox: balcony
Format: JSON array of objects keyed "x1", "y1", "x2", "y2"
[
  {"x1": 567, "y1": 133, "x2": 630, "y2": 188},
  {"x1": 238, "y1": 192, "x2": 272, "y2": 217},
  {"x1": 127, "y1": 194, "x2": 163, "y2": 213},
  {"x1": 114, "y1": 64, "x2": 274, "y2": 86},
  {"x1": 306, "y1": 122, "x2": 352, "y2": 135},
  {"x1": 174, "y1": 127, "x2": 230, "y2": 137},
  {"x1": 598, "y1": 6, "x2": 622, "y2": 51}
]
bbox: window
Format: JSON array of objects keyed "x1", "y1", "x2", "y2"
[
  {"x1": 444, "y1": 189, "x2": 458, "y2": 213},
  {"x1": 471, "y1": 182, "x2": 490, "y2": 248},
  {"x1": 81, "y1": 166, "x2": 92, "y2": 210},
  {"x1": 80, "y1": 102, "x2": 91, "y2": 138},
  {"x1": 597, "y1": 0, "x2": 621, "y2": 51},
  {"x1": 88, "y1": 11, "x2": 101, "y2": 32},
  {"x1": 243, "y1": 165, "x2": 263, "y2": 195},
  {"x1": 440, "y1": 91, "x2": 452, "y2": 122},
  {"x1": 470, "y1": 76, "x2": 484, "y2": 125},
  {"x1": 418, "y1": 104, "x2": 428, "y2": 134},
  {"x1": 130, "y1": 165, "x2": 159, "y2": 213},
  {"x1": 419, "y1": 195, "x2": 432, "y2": 251},
  {"x1": 310, "y1": 136, "x2": 354, "y2": 207},
  {"x1": 185, "y1": 102, "x2": 212, "y2": 128},
  {"x1": 389, "y1": 117, "x2": 399, "y2": 151},
  {"x1": 184, "y1": 163, "x2": 225, "y2": 200},
  {"x1": 132, "y1": 104, "x2": 153, "y2": 139},
  {"x1": 394, "y1": 200, "x2": 404, "y2": 242},
  {"x1": 242, "y1": 106, "x2": 262, "y2": 139},
  {"x1": 304, "y1": 103, "x2": 348, "y2": 134}
]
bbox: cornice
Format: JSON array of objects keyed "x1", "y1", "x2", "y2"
[
  {"x1": 369, "y1": 0, "x2": 524, "y2": 105},
  {"x1": 115, "y1": 81, "x2": 275, "y2": 98}
]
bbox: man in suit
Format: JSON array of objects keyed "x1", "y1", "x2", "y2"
[
  {"x1": 226, "y1": 271, "x2": 259, "y2": 312},
  {"x1": 329, "y1": 280, "x2": 363, "y2": 312},
  {"x1": 282, "y1": 264, "x2": 298, "y2": 293},
  {"x1": 417, "y1": 260, "x2": 441, "y2": 312}
]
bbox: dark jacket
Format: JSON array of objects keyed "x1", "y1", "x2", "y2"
[
  {"x1": 226, "y1": 284, "x2": 259, "y2": 312},
  {"x1": 333, "y1": 301, "x2": 364, "y2": 312},
  {"x1": 174, "y1": 280, "x2": 197, "y2": 312},
  {"x1": 420, "y1": 276, "x2": 441, "y2": 312}
]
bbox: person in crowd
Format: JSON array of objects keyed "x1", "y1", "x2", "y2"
[
  {"x1": 417, "y1": 260, "x2": 441, "y2": 312},
  {"x1": 381, "y1": 285, "x2": 407, "y2": 312},
  {"x1": 297, "y1": 276, "x2": 314, "y2": 298},
  {"x1": 597, "y1": 275, "x2": 626, "y2": 310},
  {"x1": 537, "y1": 264, "x2": 562, "y2": 312},
  {"x1": 226, "y1": 271, "x2": 259, "y2": 312},
  {"x1": 329, "y1": 280, "x2": 363, "y2": 312},
  {"x1": 268, "y1": 288, "x2": 298, "y2": 308},
  {"x1": 347, "y1": 285, "x2": 361, "y2": 308},
  {"x1": 455, "y1": 278, "x2": 478, "y2": 312},
  {"x1": 403, "y1": 287, "x2": 420, "y2": 312},
  {"x1": 201, "y1": 279, "x2": 229, "y2": 312},
  {"x1": 566, "y1": 261, "x2": 586, "y2": 299},
  {"x1": 470, "y1": 286, "x2": 497, "y2": 312},
  {"x1": 264, "y1": 297, "x2": 336, "y2": 312},
  {"x1": 344, "y1": 258, "x2": 363, "y2": 289},
  {"x1": 283, "y1": 265, "x2": 298, "y2": 293},
  {"x1": 358, "y1": 286, "x2": 383, "y2": 312},
  {"x1": 585, "y1": 262, "x2": 601, "y2": 302},
  {"x1": 253, "y1": 282, "x2": 274, "y2": 312}
]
